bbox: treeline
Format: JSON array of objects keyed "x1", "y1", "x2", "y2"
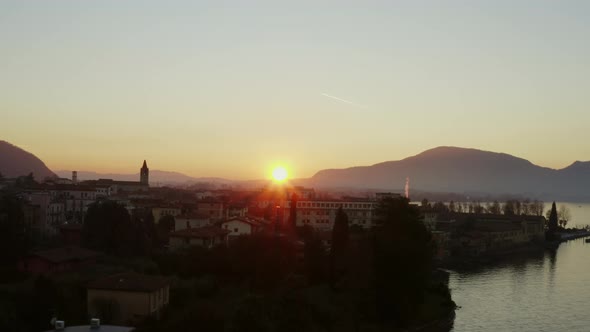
[
  {"x1": 422, "y1": 198, "x2": 546, "y2": 216},
  {"x1": 135, "y1": 197, "x2": 455, "y2": 331}
]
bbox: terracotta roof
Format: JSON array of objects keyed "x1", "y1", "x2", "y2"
[
  {"x1": 169, "y1": 226, "x2": 231, "y2": 239},
  {"x1": 88, "y1": 272, "x2": 169, "y2": 292},
  {"x1": 31, "y1": 246, "x2": 100, "y2": 263}
]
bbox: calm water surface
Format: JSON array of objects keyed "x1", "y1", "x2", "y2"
[{"x1": 449, "y1": 203, "x2": 590, "y2": 332}]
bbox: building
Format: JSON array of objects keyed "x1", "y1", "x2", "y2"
[
  {"x1": 434, "y1": 213, "x2": 546, "y2": 256},
  {"x1": 227, "y1": 204, "x2": 248, "y2": 218},
  {"x1": 221, "y1": 217, "x2": 264, "y2": 237},
  {"x1": 152, "y1": 206, "x2": 182, "y2": 223},
  {"x1": 81, "y1": 161, "x2": 150, "y2": 194},
  {"x1": 197, "y1": 200, "x2": 226, "y2": 220},
  {"x1": 174, "y1": 213, "x2": 211, "y2": 231},
  {"x1": 87, "y1": 273, "x2": 169, "y2": 326},
  {"x1": 168, "y1": 226, "x2": 230, "y2": 250},
  {"x1": 282, "y1": 198, "x2": 379, "y2": 231},
  {"x1": 18, "y1": 247, "x2": 101, "y2": 274}
]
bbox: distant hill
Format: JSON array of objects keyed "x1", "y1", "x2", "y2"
[
  {"x1": 306, "y1": 147, "x2": 590, "y2": 201},
  {"x1": 0, "y1": 140, "x2": 56, "y2": 180},
  {"x1": 55, "y1": 169, "x2": 234, "y2": 186}
]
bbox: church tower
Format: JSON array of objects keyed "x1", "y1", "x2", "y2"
[{"x1": 140, "y1": 160, "x2": 149, "y2": 186}]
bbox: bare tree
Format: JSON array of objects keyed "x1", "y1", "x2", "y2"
[{"x1": 558, "y1": 205, "x2": 571, "y2": 228}]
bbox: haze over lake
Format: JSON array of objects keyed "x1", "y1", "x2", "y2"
[{"x1": 450, "y1": 203, "x2": 590, "y2": 332}]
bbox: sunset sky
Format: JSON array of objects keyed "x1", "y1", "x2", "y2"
[{"x1": 1, "y1": 1, "x2": 589, "y2": 180}]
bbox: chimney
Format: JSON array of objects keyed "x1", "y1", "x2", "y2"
[{"x1": 72, "y1": 171, "x2": 78, "y2": 184}]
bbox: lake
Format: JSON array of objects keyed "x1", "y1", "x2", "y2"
[{"x1": 449, "y1": 202, "x2": 590, "y2": 332}]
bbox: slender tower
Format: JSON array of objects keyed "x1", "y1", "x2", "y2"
[{"x1": 140, "y1": 160, "x2": 149, "y2": 186}]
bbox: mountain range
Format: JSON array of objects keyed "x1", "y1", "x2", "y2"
[
  {"x1": 2, "y1": 140, "x2": 589, "y2": 201},
  {"x1": 305, "y1": 146, "x2": 590, "y2": 201}
]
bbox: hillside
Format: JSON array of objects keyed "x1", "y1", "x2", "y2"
[
  {"x1": 0, "y1": 140, "x2": 56, "y2": 180},
  {"x1": 307, "y1": 147, "x2": 590, "y2": 201}
]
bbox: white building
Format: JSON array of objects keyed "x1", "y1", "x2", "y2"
[
  {"x1": 282, "y1": 198, "x2": 378, "y2": 231},
  {"x1": 220, "y1": 217, "x2": 264, "y2": 237}
]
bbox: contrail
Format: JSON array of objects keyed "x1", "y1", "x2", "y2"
[{"x1": 321, "y1": 93, "x2": 367, "y2": 109}]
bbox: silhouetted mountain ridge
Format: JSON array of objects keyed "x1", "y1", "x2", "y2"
[
  {"x1": 0, "y1": 141, "x2": 55, "y2": 180},
  {"x1": 308, "y1": 147, "x2": 590, "y2": 201}
]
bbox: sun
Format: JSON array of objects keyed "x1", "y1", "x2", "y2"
[{"x1": 272, "y1": 166, "x2": 288, "y2": 182}]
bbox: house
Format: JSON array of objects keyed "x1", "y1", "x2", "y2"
[
  {"x1": 174, "y1": 213, "x2": 211, "y2": 231},
  {"x1": 168, "y1": 226, "x2": 230, "y2": 250},
  {"x1": 87, "y1": 272, "x2": 169, "y2": 325},
  {"x1": 197, "y1": 200, "x2": 226, "y2": 220},
  {"x1": 152, "y1": 206, "x2": 182, "y2": 223},
  {"x1": 18, "y1": 246, "x2": 101, "y2": 274},
  {"x1": 221, "y1": 217, "x2": 264, "y2": 237}
]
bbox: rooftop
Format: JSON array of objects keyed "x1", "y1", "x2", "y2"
[
  {"x1": 169, "y1": 225, "x2": 231, "y2": 239},
  {"x1": 87, "y1": 272, "x2": 169, "y2": 292},
  {"x1": 30, "y1": 247, "x2": 101, "y2": 263}
]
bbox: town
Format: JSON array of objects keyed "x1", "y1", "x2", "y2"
[{"x1": 0, "y1": 160, "x2": 580, "y2": 332}]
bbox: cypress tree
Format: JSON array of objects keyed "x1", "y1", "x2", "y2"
[
  {"x1": 330, "y1": 207, "x2": 349, "y2": 287},
  {"x1": 548, "y1": 201, "x2": 558, "y2": 234}
]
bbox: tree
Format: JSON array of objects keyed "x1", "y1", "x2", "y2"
[
  {"x1": 547, "y1": 202, "x2": 558, "y2": 235},
  {"x1": 432, "y1": 202, "x2": 448, "y2": 213},
  {"x1": 448, "y1": 201, "x2": 456, "y2": 213},
  {"x1": 0, "y1": 193, "x2": 28, "y2": 267},
  {"x1": 287, "y1": 193, "x2": 298, "y2": 234},
  {"x1": 514, "y1": 200, "x2": 522, "y2": 215},
  {"x1": 302, "y1": 226, "x2": 327, "y2": 285},
  {"x1": 503, "y1": 200, "x2": 515, "y2": 215},
  {"x1": 488, "y1": 201, "x2": 501, "y2": 215},
  {"x1": 531, "y1": 200, "x2": 545, "y2": 217},
  {"x1": 420, "y1": 198, "x2": 430, "y2": 209},
  {"x1": 330, "y1": 207, "x2": 349, "y2": 287},
  {"x1": 157, "y1": 215, "x2": 175, "y2": 246},
  {"x1": 558, "y1": 205, "x2": 571, "y2": 228},
  {"x1": 82, "y1": 200, "x2": 136, "y2": 256},
  {"x1": 372, "y1": 197, "x2": 434, "y2": 326}
]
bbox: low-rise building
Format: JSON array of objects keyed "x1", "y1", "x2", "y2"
[
  {"x1": 168, "y1": 226, "x2": 230, "y2": 250},
  {"x1": 87, "y1": 273, "x2": 169, "y2": 326},
  {"x1": 18, "y1": 246, "x2": 101, "y2": 274},
  {"x1": 197, "y1": 200, "x2": 225, "y2": 220},
  {"x1": 282, "y1": 198, "x2": 378, "y2": 231},
  {"x1": 221, "y1": 217, "x2": 264, "y2": 237},
  {"x1": 152, "y1": 206, "x2": 182, "y2": 223},
  {"x1": 174, "y1": 213, "x2": 211, "y2": 231}
]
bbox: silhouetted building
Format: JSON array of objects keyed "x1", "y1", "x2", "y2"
[
  {"x1": 168, "y1": 226, "x2": 230, "y2": 249},
  {"x1": 140, "y1": 160, "x2": 149, "y2": 186},
  {"x1": 87, "y1": 273, "x2": 169, "y2": 325},
  {"x1": 19, "y1": 246, "x2": 101, "y2": 275}
]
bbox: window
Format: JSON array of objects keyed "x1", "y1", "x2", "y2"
[{"x1": 234, "y1": 228, "x2": 238, "y2": 232}]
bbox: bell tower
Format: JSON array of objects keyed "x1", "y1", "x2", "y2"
[{"x1": 140, "y1": 160, "x2": 149, "y2": 186}]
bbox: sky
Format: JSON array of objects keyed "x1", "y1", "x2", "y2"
[{"x1": 1, "y1": 0, "x2": 589, "y2": 180}]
